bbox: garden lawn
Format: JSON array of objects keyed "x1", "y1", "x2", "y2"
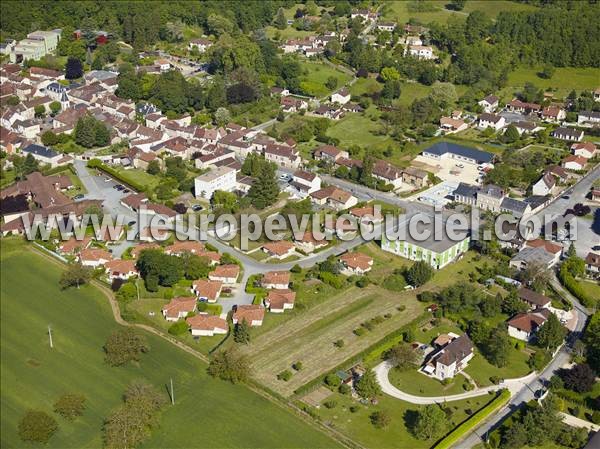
[
  {"x1": 578, "y1": 280, "x2": 600, "y2": 300},
  {"x1": 388, "y1": 367, "x2": 469, "y2": 397},
  {"x1": 298, "y1": 60, "x2": 352, "y2": 98},
  {"x1": 464, "y1": 348, "x2": 532, "y2": 387},
  {"x1": 111, "y1": 167, "x2": 161, "y2": 191},
  {"x1": 326, "y1": 108, "x2": 395, "y2": 150},
  {"x1": 314, "y1": 389, "x2": 496, "y2": 449},
  {"x1": 0, "y1": 239, "x2": 339, "y2": 449}
]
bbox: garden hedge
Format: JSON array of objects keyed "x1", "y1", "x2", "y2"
[{"x1": 434, "y1": 389, "x2": 511, "y2": 449}]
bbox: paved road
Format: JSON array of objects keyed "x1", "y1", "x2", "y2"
[
  {"x1": 458, "y1": 273, "x2": 589, "y2": 449},
  {"x1": 374, "y1": 361, "x2": 536, "y2": 405},
  {"x1": 534, "y1": 164, "x2": 599, "y2": 258}
]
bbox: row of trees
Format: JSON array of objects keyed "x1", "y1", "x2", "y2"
[{"x1": 136, "y1": 249, "x2": 213, "y2": 291}]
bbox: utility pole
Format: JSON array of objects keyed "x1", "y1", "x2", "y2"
[
  {"x1": 48, "y1": 325, "x2": 53, "y2": 349},
  {"x1": 170, "y1": 378, "x2": 174, "y2": 405}
]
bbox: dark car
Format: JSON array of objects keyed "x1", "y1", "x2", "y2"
[
  {"x1": 191, "y1": 204, "x2": 203, "y2": 212},
  {"x1": 73, "y1": 194, "x2": 84, "y2": 200},
  {"x1": 562, "y1": 195, "x2": 570, "y2": 200},
  {"x1": 122, "y1": 188, "x2": 130, "y2": 194}
]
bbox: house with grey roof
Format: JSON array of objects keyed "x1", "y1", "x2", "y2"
[
  {"x1": 500, "y1": 197, "x2": 531, "y2": 218},
  {"x1": 509, "y1": 246, "x2": 556, "y2": 271},
  {"x1": 422, "y1": 142, "x2": 494, "y2": 165}
]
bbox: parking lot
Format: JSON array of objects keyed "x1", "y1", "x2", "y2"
[{"x1": 412, "y1": 155, "x2": 483, "y2": 185}]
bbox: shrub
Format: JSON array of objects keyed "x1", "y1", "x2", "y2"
[
  {"x1": 18, "y1": 410, "x2": 58, "y2": 444},
  {"x1": 339, "y1": 384, "x2": 351, "y2": 395},
  {"x1": 489, "y1": 376, "x2": 502, "y2": 385},
  {"x1": 349, "y1": 405, "x2": 359, "y2": 413},
  {"x1": 290, "y1": 264, "x2": 302, "y2": 273},
  {"x1": 354, "y1": 327, "x2": 367, "y2": 336},
  {"x1": 168, "y1": 321, "x2": 188, "y2": 335},
  {"x1": 334, "y1": 339, "x2": 345, "y2": 348},
  {"x1": 53, "y1": 393, "x2": 86, "y2": 420},
  {"x1": 292, "y1": 361, "x2": 303, "y2": 371},
  {"x1": 370, "y1": 410, "x2": 391, "y2": 429},
  {"x1": 382, "y1": 273, "x2": 406, "y2": 291},
  {"x1": 323, "y1": 400, "x2": 337, "y2": 409},
  {"x1": 324, "y1": 373, "x2": 341, "y2": 387},
  {"x1": 277, "y1": 370, "x2": 293, "y2": 381}
]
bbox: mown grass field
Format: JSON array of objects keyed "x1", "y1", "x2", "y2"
[
  {"x1": 388, "y1": 367, "x2": 469, "y2": 396},
  {"x1": 382, "y1": 0, "x2": 537, "y2": 24},
  {"x1": 501, "y1": 67, "x2": 600, "y2": 99},
  {"x1": 326, "y1": 107, "x2": 395, "y2": 150},
  {"x1": 298, "y1": 60, "x2": 352, "y2": 98},
  {"x1": 315, "y1": 388, "x2": 495, "y2": 449},
  {"x1": 0, "y1": 239, "x2": 339, "y2": 449}
]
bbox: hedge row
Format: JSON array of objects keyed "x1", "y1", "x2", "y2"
[
  {"x1": 87, "y1": 159, "x2": 147, "y2": 193},
  {"x1": 293, "y1": 311, "x2": 430, "y2": 397},
  {"x1": 434, "y1": 389, "x2": 511, "y2": 449},
  {"x1": 558, "y1": 271, "x2": 594, "y2": 308}
]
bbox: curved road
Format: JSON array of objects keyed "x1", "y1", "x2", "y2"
[{"x1": 374, "y1": 361, "x2": 536, "y2": 405}]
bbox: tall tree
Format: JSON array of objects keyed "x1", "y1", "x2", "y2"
[
  {"x1": 355, "y1": 370, "x2": 381, "y2": 399},
  {"x1": 65, "y1": 57, "x2": 83, "y2": 80},
  {"x1": 59, "y1": 263, "x2": 92, "y2": 289},
  {"x1": 274, "y1": 8, "x2": 287, "y2": 30},
  {"x1": 247, "y1": 163, "x2": 279, "y2": 209},
  {"x1": 412, "y1": 405, "x2": 448, "y2": 441},
  {"x1": 537, "y1": 313, "x2": 567, "y2": 351}
]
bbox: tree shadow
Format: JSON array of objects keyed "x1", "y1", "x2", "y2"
[{"x1": 403, "y1": 409, "x2": 419, "y2": 435}]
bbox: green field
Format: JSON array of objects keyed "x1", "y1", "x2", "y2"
[
  {"x1": 315, "y1": 388, "x2": 495, "y2": 449},
  {"x1": 578, "y1": 279, "x2": 600, "y2": 300},
  {"x1": 298, "y1": 60, "x2": 352, "y2": 98},
  {"x1": 326, "y1": 107, "x2": 395, "y2": 150},
  {"x1": 0, "y1": 239, "x2": 339, "y2": 448},
  {"x1": 501, "y1": 67, "x2": 600, "y2": 100},
  {"x1": 382, "y1": 0, "x2": 537, "y2": 24},
  {"x1": 464, "y1": 348, "x2": 531, "y2": 387}
]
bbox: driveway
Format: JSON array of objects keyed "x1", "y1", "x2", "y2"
[{"x1": 374, "y1": 361, "x2": 536, "y2": 405}]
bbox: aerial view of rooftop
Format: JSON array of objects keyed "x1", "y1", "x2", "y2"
[{"x1": 1, "y1": 1, "x2": 599, "y2": 448}]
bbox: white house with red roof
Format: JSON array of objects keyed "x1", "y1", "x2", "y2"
[
  {"x1": 264, "y1": 289, "x2": 296, "y2": 313},
  {"x1": 186, "y1": 314, "x2": 228, "y2": 337},
  {"x1": 232, "y1": 304, "x2": 265, "y2": 326},
  {"x1": 79, "y1": 248, "x2": 113, "y2": 267},
  {"x1": 191, "y1": 279, "x2": 223, "y2": 303},
  {"x1": 208, "y1": 264, "x2": 240, "y2": 285},
  {"x1": 105, "y1": 259, "x2": 138, "y2": 280},
  {"x1": 161, "y1": 297, "x2": 197, "y2": 322},
  {"x1": 262, "y1": 241, "x2": 296, "y2": 260},
  {"x1": 293, "y1": 231, "x2": 328, "y2": 254},
  {"x1": 261, "y1": 271, "x2": 291, "y2": 290},
  {"x1": 339, "y1": 252, "x2": 374, "y2": 275}
]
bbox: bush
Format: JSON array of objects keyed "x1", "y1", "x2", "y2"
[
  {"x1": 290, "y1": 264, "x2": 302, "y2": 273},
  {"x1": 292, "y1": 361, "x2": 303, "y2": 371},
  {"x1": 353, "y1": 327, "x2": 367, "y2": 336},
  {"x1": 349, "y1": 405, "x2": 359, "y2": 413},
  {"x1": 323, "y1": 400, "x2": 337, "y2": 409},
  {"x1": 382, "y1": 273, "x2": 406, "y2": 291},
  {"x1": 489, "y1": 376, "x2": 502, "y2": 385},
  {"x1": 53, "y1": 393, "x2": 86, "y2": 420},
  {"x1": 334, "y1": 339, "x2": 345, "y2": 348},
  {"x1": 277, "y1": 370, "x2": 293, "y2": 381},
  {"x1": 324, "y1": 373, "x2": 341, "y2": 387},
  {"x1": 370, "y1": 410, "x2": 391, "y2": 429},
  {"x1": 168, "y1": 321, "x2": 188, "y2": 335},
  {"x1": 339, "y1": 384, "x2": 351, "y2": 395},
  {"x1": 18, "y1": 410, "x2": 58, "y2": 444}
]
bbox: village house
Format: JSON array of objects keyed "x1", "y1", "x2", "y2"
[
  {"x1": 79, "y1": 248, "x2": 113, "y2": 267},
  {"x1": 208, "y1": 264, "x2": 240, "y2": 285},
  {"x1": 310, "y1": 186, "x2": 357, "y2": 211},
  {"x1": 290, "y1": 170, "x2": 321, "y2": 197},
  {"x1": 408, "y1": 45, "x2": 434, "y2": 60},
  {"x1": 532, "y1": 172, "x2": 556, "y2": 196},
  {"x1": 232, "y1": 304, "x2": 265, "y2": 326},
  {"x1": 402, "y1": 167, "x2": 430, "y2": 188},
  {"x1": 339, "y1": 252, "x2": 373, "y2": 276},
  {"x1": 552, "y1": 127, "x2": 584, "y2": 142},
  {"x1": 377, "y1": 21, "x2": 397, "y2": 32},
  {"x1": 313, "y1": 144, "x2": 349, "y2": 163},
  {"x1": 294, "y1": 231, "x2": 328, "y2": 254},
  {"x1": 372, "y1": 160, "x2": 404, "y2": 189},
  {"x1": 104, "y1": 259, "x2": 138, "y2": 280},
  {"x1": 585, "y1": 252, "x2": 600, "y2": 277},
  {"x1": 350, "y1": 205, "x2": 383, "y2": 224},
  {"x1": 162, "y1": 297, "x2": 197, "y2": 322},
  {"x1": 280, "y1": 95, "x2": 308, "y2": 113},
  {"x1": 571, "y1": 142, "x2": 597, "y2": 159},
  {"x1": 506, "y1": 99, "x2": 541, "y2": 114},
  {"x1": 542, "y1": 106, "x2": 566, "y2": 122},
  {"x1": 164, "y1": 240, "x2": 205, "y2": 256},
  {"x1": 56, "y1": 236, "x2": 92, "y2": 256},
  {"x1": 477, "y1": 113, "x2": 505, "y2": 131},
  {"x1": 270, "y1": 86, "x2": 290, "y2": 97},
  {"x1": 259, "y1": 238, "x2": 295, "y2": 259},
  {"x1": 518, "y1": 288, "x2": 551, "y2": 310},
  {"x1": 478, "y1": 95, "x2": 499, "y2": 113},
  {"x1": 331, "y1": 87, "x2": 351, "y2": 105},
  {"x1": 423, "y1": 334, "x2": 474, "y2": 380},
  {"x1": 264, "y1": 143, "x2": 301, "y2": 169},
  {"x1": 264, "y1": 289, "x2": 296, "y2": 313},
  {"x1": 21, "y1": 143, "x2": 63, "y2": 167},
  {"x1": 188, "y1": 38, "x2": 213, "y2": 53},
  {"x1": 577, "y1": 111, "x2": 600, "y2": 125},
  {"x1": 191, "y1": 279, "x2": 223, "y2": 303},
  {"x1": 507, "y1": 308, "x2": 551, "y2": 341},
  {"x1": 562, "y1": 155, "x2": 587, "y2": 171},
  {"x1": 261, "y1": 271, "x2": 290, "y2": 290},
  {"x1": 591, "y1": 188, "x2": 600, "y2": 203},
  {"x1": 186, "y1": 314, "x2": 228, "y2": 337},
  {"x1": 422, "y1": 142, "x2": 494, "y2": 166},
  {"x1": 440, "y1": 116, "x2": 468, "y2": 134}
]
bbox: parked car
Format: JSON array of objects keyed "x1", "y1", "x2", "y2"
[
  {"x1": 73, "y1": 194, "x2": 84, "y2": 200},
  {"x1": 191, "y1": 204, "x2": 203, "y2": 212}
]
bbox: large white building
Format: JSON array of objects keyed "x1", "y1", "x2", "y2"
[
  {"x1": 194, "y1": 166, "x2": 237, "y2": 199},
  {"x1": 10, "y1": 29, "x2": 62, "y2": 63}
]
